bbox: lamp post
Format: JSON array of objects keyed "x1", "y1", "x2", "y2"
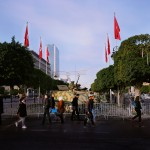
[{"x1": 111, "y1": 46, "x2": 118, "y2": 60}]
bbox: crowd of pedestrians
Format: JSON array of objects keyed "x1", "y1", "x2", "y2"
[{"x1": 0, "y1": 92, "x2": 144, "y2": 128}]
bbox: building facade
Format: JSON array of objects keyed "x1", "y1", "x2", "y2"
[
  {"x1": 47, "y1": 44, "x2": 59, "y2": 78},
  {"x1": 30, "y1": 50, "x2": 51, "y2": 76}
]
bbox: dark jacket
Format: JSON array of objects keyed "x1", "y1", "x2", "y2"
[
  {"x1": 88, "y1": 99, "x2": 94, "y2": 112},
  {"x1": 72, "y1": 97, "x2": 78, "y2": 107},
  {"x1": 134, "y1": 96, "x2": 142, "y2": 110},
  {"x1": 44, "y1": 98, "x2": 51, "y2": 110},
  {"x1": 135, "y1": 100, "x2": 142, "y2": 110},
  {"x1": 50, "y1": 96, "x2": 55, "y2": 109},
  {"x1": 17, "y1": 102, "x2": 27, "y2": 117}
]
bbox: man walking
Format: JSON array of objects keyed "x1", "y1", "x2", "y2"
[
  {"x1": 84, "y1": 94, "x2": 95, "y2": 127},
  {"x1": 71, "y1": 94, "x2": 80, "y2": 121},
  {"x1": 42, "y1": 94, "x2": 51, "y2": 125}
]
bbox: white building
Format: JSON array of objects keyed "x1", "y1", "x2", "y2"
[{"x1": 47, "y1": 44, "x2": 59, "y2": 78}]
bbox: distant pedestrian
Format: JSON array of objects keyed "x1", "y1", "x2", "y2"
[
  {"x1": 132, "y1": 96, "x2": 142, "y2": 126},
  {"x1": 15, "y1": 93, "x2": 27, "y2": 129},
  {"x1": 42, "y1": 94, "x2": 51, "y2": 125},
  {"x1": 50, "y1": 94, "x2": 55, "y2": 109},
  {"x1": 84, "y1": 94, "x2": 95, "y2": 128},
  {"x1": 71, "y1": 94, "x2": 80, "y2": 121},
  {"x1": 57, "y1": 96, "x2": 65, "y2": 124},
  {"x1": 0, "y1": 94, "x2": 4, "y2": 125}
]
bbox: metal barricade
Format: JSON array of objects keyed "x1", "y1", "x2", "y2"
[{"x1": 2, "y1": 102, "x2": 150, "y2": 119}]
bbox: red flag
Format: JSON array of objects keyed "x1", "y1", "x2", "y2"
[
  {"x1": 107, "y1": 35, "x2": 110, "y2": 55},
  {"x1": 24, "y1": 23, "x2": 29, "y2": 47},
  {"x1": 46, "y1": 46, "x2": 49, "y2": 62},
  {"x1": 39, "y1": 38, "x2": 42, "y2": 59},
  {"x1": 114, "y1": 15, "x2": 121, "y2": 40},
  {"x1": 105, "y1": 45, "x2": 108, "y2": 63}
]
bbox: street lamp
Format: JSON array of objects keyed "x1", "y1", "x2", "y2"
[{"x1": 111, "y1": 46, "x2": 118, "y2": 60}]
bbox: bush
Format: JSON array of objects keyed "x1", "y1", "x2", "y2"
[
  {"x1": 10, "y1": 89, "x2": 19, "y2": 96},
  {"x1": 0, "y1": 86, "x2": 5, "y2": 94},
  {"x1": 140, "y1": 85, "x2": 149, "y2": 94}
]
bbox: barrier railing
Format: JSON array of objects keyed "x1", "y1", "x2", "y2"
[{"x1": 2, "y1": 102, "x2": 150, "y2": 119}]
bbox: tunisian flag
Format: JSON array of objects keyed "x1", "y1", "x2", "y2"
[
  {"x1": 39, "y1": 38, "x2": 42, "y2": 59},
  {"x1": 24, "y1": 23, "x2": 29, "y2": 47},
  {"x1": 114, "y1": 15, "x2": 121, "y2": 40},
  {"x1": 46, "y1": 46, "x2": 49, "y2": 62},
  {"x1": 107, "y1": 35, "x2": 110, "y2": 55},
  {"x1": 105, "y1": 45, "x2": 108, "y2": 63}
]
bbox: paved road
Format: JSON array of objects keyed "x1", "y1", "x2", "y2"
[{"x1": 0, "y1": 117, "x2": 150, "y2": 150}]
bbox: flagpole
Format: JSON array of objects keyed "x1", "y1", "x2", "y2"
[
  {"x1": 114, "y1": 12, "x2": 121, "y2": 106},
  {"x1": 38, "y1": 37, "x2": 42, "y2": 103},
  {"x1": 39, "y1": 58, "x2": 41, "y2": 103},
  {"x1": 46, "y1": 61, "x2": 47, "y2": 74}
]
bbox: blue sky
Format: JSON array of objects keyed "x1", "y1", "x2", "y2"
[{"x1": 1, "y1": 0, "x2": 150, "y2": 89}]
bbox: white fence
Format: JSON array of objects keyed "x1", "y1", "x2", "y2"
[{"x1": 2, "y1": 102, "x2": 150, "y2": 119}]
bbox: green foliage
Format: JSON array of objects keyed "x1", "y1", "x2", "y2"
[
  {"x1": 18, "y1": 88, "x2": 24, "y2": 94},
  {"x1": 92, "y1": 34, "x2": 150, "y2": 93},
  {"x1": 0, "y1": 86, "x2": 5, "y2": 94},
  {"x1": 0, "y1": 36, "x2": 67, "y2": 95},
  {"x1": 28, "y1": 68, "x2": 67, "y2": 94},
  {"x1": 91, "y1": 65, "x2": 117, "y2": 92},
  {"x1": 10, "y1": 89, "x2": 19, "y2": 96},
  {"x1": 114, "y1": 34, "x2": 150, "y2": 87},
  {"x1": 0, "y1": 36, "x2": 34, "y2": 86},
  {"x1": 140, "y1": 85, "x2": 150, "y2": 93}
]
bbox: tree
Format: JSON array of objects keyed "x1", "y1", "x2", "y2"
[
  {"x1": 28, "y1": 68, "x2": 67, "y2": 94},
  {"x1": 114, "y1": 34, "x2": 150, "y2": 88},
  {"x1": 0, "y1": 36, "x2": 34, "y2": 88},
  {"x1": 91, "y1": 65, "x2": 117, "y2": 92}
]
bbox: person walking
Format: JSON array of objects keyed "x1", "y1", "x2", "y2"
[
  {"x1": 57, "y1": 96, "x2": 65, "y2": 124},
  {"x1": 42, "y1": 94, "x2": 51, "y2": 125},
  {"x1": 71, "y1": 94, "x2": 80, "y2": 121},
  {"x1": 84, "y1": 94, "x2": 95, "y2": 128},
  {"x1": 15, "y1": 94, "x2": 27, "y2": 129},
  {"x1": 132, "y1": 96, "x2": 142, "y2": 127},
  {"x1": 50, "y1": 94, "x2": 55, "y2": 109}
]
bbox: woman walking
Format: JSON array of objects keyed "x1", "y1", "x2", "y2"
[
  {"x1": 132, "y1": 96, "x2": 142, "y2": 127},
  {"x1": 15, "y1": 94, "x2": 27, "y2": 129}
]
